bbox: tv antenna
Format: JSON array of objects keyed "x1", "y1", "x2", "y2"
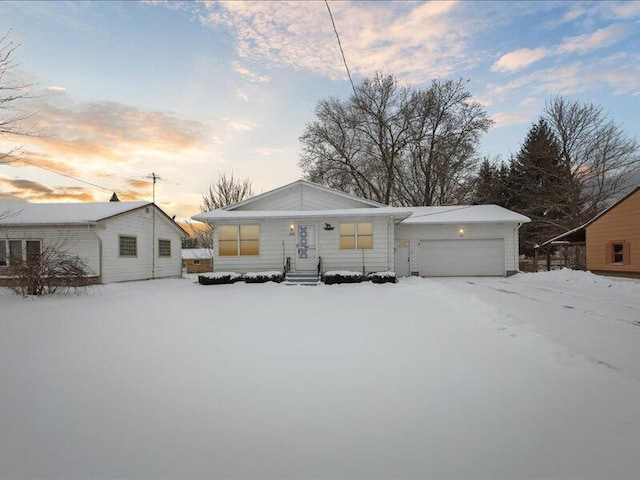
[
  {"x1": 145, "y1": 172, "x2": 164, "y2": 204},
  {"x1": 144, "y1": 172, "x2": 165, "y2": 279}
]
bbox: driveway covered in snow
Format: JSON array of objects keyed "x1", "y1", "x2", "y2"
[
  {"x1": 434, "y1": 270, "x2": 640, "y2": 383},
  {"x1": 1, "y1": 272, "x2": 639, "y2": 479}
]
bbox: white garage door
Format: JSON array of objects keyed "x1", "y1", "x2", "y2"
[{"x1": 419, "y1": 239, "x2": 505, "y2": 276}]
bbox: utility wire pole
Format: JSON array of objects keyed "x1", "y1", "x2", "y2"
[{"x1": 145, "y1": 172, "x2": 163, "y2": 279}]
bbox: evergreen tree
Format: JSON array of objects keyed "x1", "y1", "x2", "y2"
[
  {"x1": 508, "y1": 119, "x2": 567, "y2": 255},
  {"x1": 472, "y1": 158, "x2": 507, "y2": 205}
]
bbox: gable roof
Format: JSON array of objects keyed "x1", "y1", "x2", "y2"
[
  {"x1": 0, "y1": 201, "x2": 187, "y2": 235},
  {"x1": 583, "y1": 186, "x2": 640, "y2": 229},
  {"x1": 538, "y1": 186, "x2": 639, "y2": 248},
  {"x1": 222, "y1": 179, "x2": 387, "y2": 211}
]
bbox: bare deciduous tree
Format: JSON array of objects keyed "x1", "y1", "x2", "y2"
[
  {"x1": 299, "y1": 74, "x2": 492, "y2": 206},
  {"x1": 190, "y1": 172, "x2": 253, "y2": 253},
  {"x1": 394, "y1": 79, "x2": 493, "y2": 206},
  {"x1": 300, "y1": 73, "x2": 412, "y2": 204},
  {"x1": 0, "y1": 30, "x2": 34, "y2": 165},
  {"x1": 201, "y1": 172, "x2": 253, "y2": 212},
  {"x1": 544, "y1": 96, "x2": 640, "y2": 223},
  {"x1": 8, "y1": 239, "x2": 90, "y2": 296}
]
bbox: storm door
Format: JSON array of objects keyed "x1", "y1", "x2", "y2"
[{"x1": 296, "y1": 224, "x2": 317, "y2": 271}]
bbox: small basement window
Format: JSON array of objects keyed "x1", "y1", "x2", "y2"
[
  {"x1": 193, "y1": 259, "x2": 200, "y2": 265},
  {"x1": 119, "y1": 236, "x2": 137, "y2": 257},
  {"x1": 158, "y1": 239, "x2": 171, "y2": 257}
]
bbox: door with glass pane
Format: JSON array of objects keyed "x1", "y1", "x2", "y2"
[{"x1": 296, "y1": 224, "x2": 317, "y2": 271}]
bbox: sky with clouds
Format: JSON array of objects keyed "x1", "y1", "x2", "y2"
[{"x1": 0, "y1": 0, "x2": 638, "y2": 219}]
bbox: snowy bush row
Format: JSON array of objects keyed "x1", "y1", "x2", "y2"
[
  {"x1": 323, "y1": 271, "x2": 397, "y2": 285},
  {"x1": 198, "y1": 270, "x2": 397, "y2": 285},
  {"x1": 198, "y1": 271, "x2": 284, "y2": 285}
]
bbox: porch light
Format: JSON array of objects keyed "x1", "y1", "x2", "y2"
[
  {"x1": 457, "y1": 227, "x2": 465, "y2": 237},
  {"x1": 290, "y1": 224, "x2": 295, "y2": 235}
]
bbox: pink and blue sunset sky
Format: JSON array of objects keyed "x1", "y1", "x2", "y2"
[{"x1": 0, "y1": 1, "x2": 639, "y2": 219}]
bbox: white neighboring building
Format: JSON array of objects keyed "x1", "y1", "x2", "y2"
[
  {"x1": 192, "y1": 180, "x2": 530, "y2": 277},
  {"x1": 0, "y1": 201, "x2": 186, "y2": 283}
]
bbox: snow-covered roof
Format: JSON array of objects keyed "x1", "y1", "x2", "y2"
[
  {"x1": 400, "y1": 205, "x2": 530, "y2": 224},
  {"x1": 0, "y1": 201, "x2": 151, "y2": 225},
  {"x1": 181, "y1": 249, "x2": 213, "y2": 259},
  {"x1": 193, "y1": 207, "x2": 414, "y2": 222},
  {"x1": 193, "y1": 204, "x2": 530, "y2": 224}
]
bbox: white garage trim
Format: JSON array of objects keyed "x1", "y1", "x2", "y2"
[{"x1": 419, "y1": 238, "x2": 505, "y2": 277}]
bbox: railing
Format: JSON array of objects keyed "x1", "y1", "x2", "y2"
[
  {"x1": 317, "y1": 256, "x2": 322, "y2": 278},
  {"x1": 283, "y1": 256, "x2": 291, "y2": 277}
]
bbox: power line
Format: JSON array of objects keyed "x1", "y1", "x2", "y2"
[
  {"x1": 324, "y1": 0, "x2": 358, "y2": 98},
  {"x1": 6, "y1": 156, "x2": 113, "y2": 192}
]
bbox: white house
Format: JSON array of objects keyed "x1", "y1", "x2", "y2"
[
  {"x1": 192, "y1": 180, "x2": 530, "y2": 277},
  {"x1": 0, "y1": 201, "x2": 186, "y2": 284}
]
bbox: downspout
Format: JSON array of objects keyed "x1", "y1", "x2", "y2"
[
  {"x1": 388, "y1": 217, "x2": 392, "y2": 271},
  {"x1": 98, "y1": 237, "x2": 103, "y2": 283},
  {"x1": 515, "y1": 222, "x2": 522, "y2": 274}
]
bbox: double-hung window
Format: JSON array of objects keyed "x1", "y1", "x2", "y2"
[
  {"x1": 219, "y1": 225, "x2": 260, "y2": 256},
  {"x1": 340, "y1": 222, "x2": 373, "y2": 249},
  {"x1": 612, "y1": 243, "x2": 624, "y2": 264}
]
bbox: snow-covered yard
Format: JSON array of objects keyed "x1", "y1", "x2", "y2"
[{"x1": 1, "y1": 271, "x2": 639, "y2": 479}]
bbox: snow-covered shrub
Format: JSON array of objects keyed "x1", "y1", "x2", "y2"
[
  {"x1": 198, "y1": 272, "x2": 242, "y2": 285},
  {"x1": 244, "y1": 271, "x2": 284, "y2": 283},
  {"x1": 323, "y1": 270, "x2": 366, "y2": 285},
  {"x1": 368, "y1": 271, "x2": 397, "y2": 284}
]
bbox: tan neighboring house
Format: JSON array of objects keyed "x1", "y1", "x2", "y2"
[
  {"x1": 181, "y1": 249, "x2": 214, "y2": 273},
  {"x1": 585, "y1": 186, "x2": 640, "y2": 278}
]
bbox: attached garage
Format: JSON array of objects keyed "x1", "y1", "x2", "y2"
[
  {"x1": 394, "y1": 205, "x2": 530, "y2": 277},
  {"x1": 419, "y1": 238, "x2": 505, "y2": 276}
]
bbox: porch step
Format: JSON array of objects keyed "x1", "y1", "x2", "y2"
[{"x1": 285, "y1": 271, "x2": 321, "y2": 285}]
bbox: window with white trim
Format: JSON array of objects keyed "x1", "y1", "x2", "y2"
[
  {"x1": 0, "y1": 239, "x2": 41, "y2": 266},
  {"x1": 119, "y1": 236, "x2": 137, "y2": 257},
  {"x1": 339, "y1": 222, "x2": 373, "y2": 249},
  {"x1": 158, "y1": 239, "x2": 171, "y2": 257},
  {"x1": 219, "y1": 225, "x2": 260, "y2": 256}
]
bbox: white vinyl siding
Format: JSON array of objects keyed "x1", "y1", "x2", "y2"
[
  {"x1": 211, "y1": 216, "x2": 394, "y2": 274},
  {"x1": 0, "y1": 205, "x2": 183, "y2": 283},
  {"x1": 96, "y1": 205, "x2": 183, "y2": 283},
  {"x1": 395, "y1": 223, "x2": 519, "y2": 276},
  {"x1": 232, "y1": 182, "x2": 378, "y2": 211}
]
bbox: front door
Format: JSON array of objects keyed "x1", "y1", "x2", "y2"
[
  {"x1": 296, "y1": 224, "x2": 317, "y2": 271},
  {"x1": 394, "y1": 241, "x2": 410, "y2": 277}
]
